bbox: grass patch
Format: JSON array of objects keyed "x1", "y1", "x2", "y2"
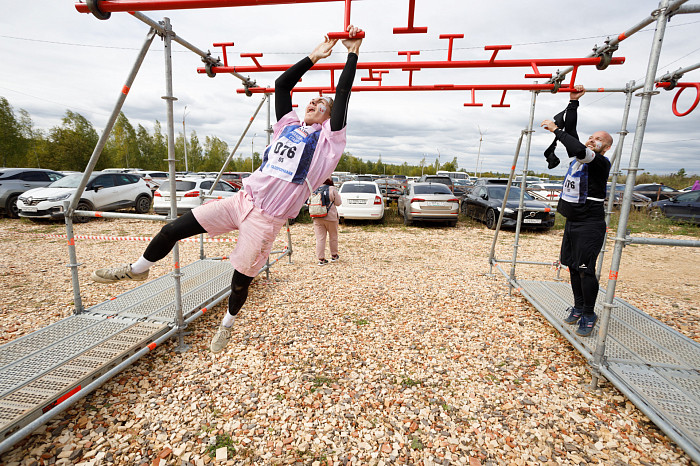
[
  {"x1": 354, "y1": 318, "x2": 370, "y2": 326},
  {"x1": 206, "y1": 433, "x2": 237, "y2": 459}
]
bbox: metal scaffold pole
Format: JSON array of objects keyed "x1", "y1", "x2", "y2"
[
  {"x1": 508, "y1": 88, "x2": 539, "y2": 291},
  {"x1": 161, "y1": 17, "x2": 189, "y2": 353},
  {"x1": 487, "y1": 130, "x2": 524, "y2": 275},
  {"x1": 590, "y1": 0, "x2": 672, "y2": 389},
  {"x1": 596, "y1": 80, "x2": 635, "y2": 279}
]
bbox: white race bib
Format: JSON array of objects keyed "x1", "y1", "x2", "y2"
[{"x1": 260, "y1": 125, "x2": 318, "y2": 183}]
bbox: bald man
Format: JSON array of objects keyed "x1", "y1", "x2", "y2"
[{"x1": 541, "y1": 85, "x2": 612, "y2": 337}]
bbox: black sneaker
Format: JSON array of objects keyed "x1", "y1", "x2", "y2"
[
  {"x1": 576, "y1": 314, "x2": 598, "y2": 337},
  {"x1": 317, "y1": 259, "x2": 329, "y2": 266},
  {"x1": 331, "y1": 254, "x2": 340, "y2": 262},
  {"x1": 563, "y1": 307, "x2": 583, "y2": 325}
]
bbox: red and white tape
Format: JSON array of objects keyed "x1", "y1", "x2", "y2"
[{"x1": 41, "y1": 234, "x2": 238, "y2": 243}]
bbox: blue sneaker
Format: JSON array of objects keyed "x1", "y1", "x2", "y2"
[
  {"x1": 576, "y1": 314, "x2": 598, "y2": 337},
  {"x1": 563, "y1": 307, "x2": 583, "y2": 325}
]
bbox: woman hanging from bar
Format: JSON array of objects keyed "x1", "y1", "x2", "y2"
[{"x1": 91, "y1": 25, "x2": 363, "y2": 354}]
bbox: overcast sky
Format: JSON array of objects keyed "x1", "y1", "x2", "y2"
[{"x1": 1, "y1": 0, "x2": 699, "y2": 176}]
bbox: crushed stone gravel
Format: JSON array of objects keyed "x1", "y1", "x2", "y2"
[{"x1": 0, "y1": 217, "x2": 698, "y2": 466}]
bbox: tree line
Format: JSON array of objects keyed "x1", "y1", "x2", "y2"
[
  {"x1": 0, "y1": 96, "x2": 466, "y2": 177},
  {"x1": 3, "y1": 96, "x2": 694, "y2": 186}
]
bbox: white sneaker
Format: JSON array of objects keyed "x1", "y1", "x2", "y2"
[
  {"x1": 91, "y1": 264, "x2": 149, "y2": 283},
  {"x1": 210, "y1": 325, "x2": 232, "y2": 353}
]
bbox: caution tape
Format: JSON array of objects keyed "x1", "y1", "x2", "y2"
[{"x1": 40, "y1": 234, "x2": 238, "y2": 243}]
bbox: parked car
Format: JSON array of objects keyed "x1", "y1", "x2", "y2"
[
  {"x1": 153, "y1": 177, "x2": 239, "y2": 215},
  {"x1": 607, "y1": 184, "x2": 652, "y2": 209},
  {"x1": 336, "y1": 181, "x2": 384, "y2": 221},
  {"x1": 527, "y1": 182, "x2": 563, "y2": 207},
  {"x1": 633, "y1": 183, "x2": 681, "y2": 201},
  {"x1": 375, "y1": 178, "x2": 403, "y2": 203},
  {"x1": 398, "y1": 182, "x2": 460, "y2": 226},
  {"x1": 0, "y1": 168, "x2": 65, "y2": 218},
  {"x1": 129, "y1": 170, "x2": 169, "y2": 191},
  {"x1": 452, "y1": 178, "x2": 474, "y2": 196},
  {"x1": 220, "y1": 172, "x2": 251, "y2": 190},
  {"x1": 17, "y1": 172, "x2": 152, "y2": 221},
  {"x1": 418, "y1": 175, "x2": 454, "y2": 193},
  {"x1": 650, "y1": 190, "x2": 700, "y2": 224},
  {"x1": 462, "y1": 184, "x2": 555, "y2": 230}
]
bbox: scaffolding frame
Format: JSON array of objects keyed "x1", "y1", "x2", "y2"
[{"x1": 5, "y1": 0, "x2": 692, "y2": 461}]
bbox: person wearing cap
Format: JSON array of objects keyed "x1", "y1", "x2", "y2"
[
  {"x1": 91, "y1": 25, "x2": 364, "y2": 353},
  {"x1": 541, "y1": 84, "x2": 613, "y2": 338}
]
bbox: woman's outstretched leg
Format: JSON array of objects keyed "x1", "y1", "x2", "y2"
[
  {"x1": 210, "y1": 270, "x2": 255, "y2": 353},
  {"x1": 91, "y1": 211, "x2": 206, "y2": 283}
]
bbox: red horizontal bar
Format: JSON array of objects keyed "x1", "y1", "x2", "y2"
[
  {"x1": 199, "y1": 56, "x2": 624, "y2": 74},
  {"x1": 327, "y1": 31, "x2": 366, "y2": 39},
  {"x1": 236, "y1": 83, "x2": 579, "y2": 93},
  {"x1": 75, "y1": 0, "x2": 342, "y2": 13}
]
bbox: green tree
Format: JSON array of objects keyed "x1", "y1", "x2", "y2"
[
  {"x1": 106, "y1": 112, "x2": 139, "y2": 169},
  {"x1": 203, "y1": 135, "x2": 229, "y2": 172},
  {"x1": 0, "y1": 97, "x2": 23, "y2": 167},
  {"x1": 47, "y1": 110, "x2": 99, "y2": 171}
]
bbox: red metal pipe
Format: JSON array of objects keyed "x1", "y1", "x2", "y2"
[
  {"x1": 393, "y1": 0, "x2": 427, "y2": 34},
  {"x1": 236, "y1": 83, "x2": 579, "y2": 93},
  {"x1": 75, "y1": 0, "x2": 342, "y2": 13},
  {"x1": 199, "y1": 56, "x2": 625, "y2": 74}
]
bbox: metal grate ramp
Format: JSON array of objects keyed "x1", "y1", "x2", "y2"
[
  {"x1": 0, "y1": 259, "x2": 233, "y2": 443},
  {"x1": 518, "y1": 280, "x2": 700, "y2": 462}
]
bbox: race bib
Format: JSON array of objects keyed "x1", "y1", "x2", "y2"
[
  {"x1": 561, "y1": 160, "x2": 588, "y2": 204},
  {"x1": 260, "y1": 125, "x2": 319, "y2": 184}
]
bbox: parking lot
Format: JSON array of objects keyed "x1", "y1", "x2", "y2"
[{"x1": 0, "y1": 217, "x2": 698, "y2": 464}]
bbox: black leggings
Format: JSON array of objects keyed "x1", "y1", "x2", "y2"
[
  {"x1": 569, "y1": 268, "x2": 599, "y2": 316},
  {"x1": 143, "y1": 211, "x2": 255, "y2": 317}
]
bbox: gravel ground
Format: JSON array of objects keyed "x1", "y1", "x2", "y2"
[{"x1": 0, "y1": 216, "x2": 698, "y2": 466}]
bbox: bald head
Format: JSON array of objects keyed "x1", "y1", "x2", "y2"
[{"x1": 586, "y1": 131, "x2": 613, "y2": 155}]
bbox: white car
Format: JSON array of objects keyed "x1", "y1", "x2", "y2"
[
  {"x1": 527, "y1": 182, "x2": 563, "y2": 207},
  {"x1": 337, "y1": 181, "x2": 385, "y2": 221},
  {"x1": 18, "y1": 172, "x2": 152, "y2": 220},
  {"x1": 153, "y1": 177, "x2": 239, "y2": 215},
  {"x1": 129, "y1": 170, "x2": 169, "y2": 191}
]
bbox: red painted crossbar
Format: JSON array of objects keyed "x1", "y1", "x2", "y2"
[
  {"x1": 237, "y1": 83, "x2": 579, "y2": 93},
  {"x1": 75, "y1": 0, "x2": 342, "y2": 13},
  {"x1": 198, "y1": 56, "x2": 625, "y2": 74}
]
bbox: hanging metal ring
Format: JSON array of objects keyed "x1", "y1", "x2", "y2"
[
  {"x1": 596, "y1": 52, "x2": 613, "y2": 70},
  {"x1": 205, "y1": 62, "x2": 216, "y2": 78},
  {"x1": 86, "y1": 0, "x2": 111, "y2": 20}
]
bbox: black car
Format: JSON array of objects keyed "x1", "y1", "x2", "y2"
[
  {"x1": 462, "y1": 184, "x2": 555, "y2": 230},
  {"x1": 633, "y1": 183, "x2": 681, "y2": 202},
  {"x1": 651, "y1": 190, "x2": 700, "y2": 224}
]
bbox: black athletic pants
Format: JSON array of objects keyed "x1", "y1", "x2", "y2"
[
  {"x1": 560, "y1": 219, "x2": 606, "y2": 316},
  {"x1": 143, "y1": 211, "x2": 254, "y2": 317}
]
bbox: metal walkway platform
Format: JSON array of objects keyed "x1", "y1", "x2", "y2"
[
  {"x1": 0, "y1": 259, "x2": 233, "y2": 445},
  {"x1": 518, "y1": 280, "x2": 700, "y2": 463}
]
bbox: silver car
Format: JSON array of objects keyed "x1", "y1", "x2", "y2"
[
  {"x1": 397, "y1": 182, "x2": 460, "y2": 227},
  {"x1": 0, "y1": 168, "x2": 65, "y2": 218}
]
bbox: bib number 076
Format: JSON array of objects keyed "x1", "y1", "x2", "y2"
[{"x1": 274, "y1": 142, "x2": 297, "y2": 158}]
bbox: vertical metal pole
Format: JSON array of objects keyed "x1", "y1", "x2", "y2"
[
  {"x1": 266, "y1": 93, "x2": 272, "y2": 147},
  {"x1": 162, "y1": 17, "x2": 189, "y2": 353},
  {"x1": 509, "y1": 89, "x2": 539, "y2": 290},
  {"x1": 596, "y1": 81, "x2": 635, "y2": 279},
  {"x1": 64, "y1": 201, "x2": 84, "y2": 314},
  {"x1": 183, "y1": 106, "x2": 189, "y2": 172},
  {"x1": 487, "y1": 131, "x2": 524, "y2": 274},
  {"x1": 591, "y1": 0, "x2": 670, "y2": 389},
  {"x1": 63, "y1": 28, "x2": 155, "y2": 315}
]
